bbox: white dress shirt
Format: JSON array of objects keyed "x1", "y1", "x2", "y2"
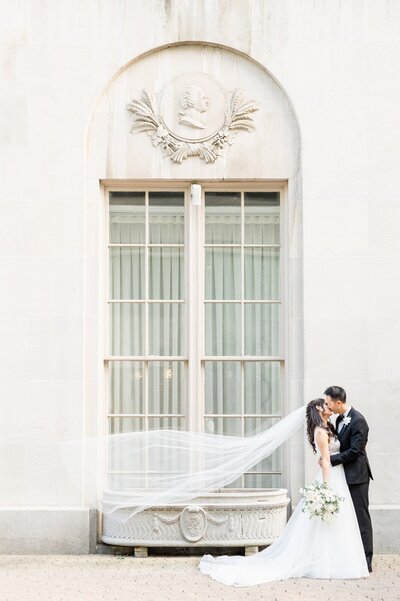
[{"x1": 337, "y1": 405, "x2": 352, "y2": 433}]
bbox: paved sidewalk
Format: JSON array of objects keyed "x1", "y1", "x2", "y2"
[{"x1": 0, "y1": 555, "x2": 399, "y2": 601}]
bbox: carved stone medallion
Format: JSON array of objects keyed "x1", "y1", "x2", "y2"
[
  {"x1": 127, "y1": 72, "x2": 259, "y2": 164},
  {"x1": 160, "y1": 73, "x2": 227, "y2": 142},
  {"x1": 179, "y1": 506, "x2": 207, "y2": 542}
]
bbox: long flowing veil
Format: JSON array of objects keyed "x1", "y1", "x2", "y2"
[
  {"x1": 100, "y1": 405, "x2": 306, "y2": 517},
  {"x1": 59, "y1": 405, "x2": 305, "y2": 518}
]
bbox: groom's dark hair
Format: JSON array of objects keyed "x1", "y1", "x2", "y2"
[{"x1": 324, "y1": 386, "x2": 346, "y2": 402}]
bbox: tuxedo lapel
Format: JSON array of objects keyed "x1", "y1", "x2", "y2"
[{"x1": 338, "y1": 407, "x2": 355, "y2": 440}]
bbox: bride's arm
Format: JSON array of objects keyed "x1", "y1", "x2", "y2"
[{"x1": 315, "y1": 429, "x2": 330, "y2": 484}]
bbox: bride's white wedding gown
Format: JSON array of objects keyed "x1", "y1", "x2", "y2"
[{"x1": 199, "y1": 433, "x2": 369, "y2": 586}]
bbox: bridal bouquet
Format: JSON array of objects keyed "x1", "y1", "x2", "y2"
[{"x1": 300, "y1": 482, "x2": 344, "y2": 523}]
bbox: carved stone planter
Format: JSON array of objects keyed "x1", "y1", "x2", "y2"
[{"x1": 102, "y1": 488, "x2": 290, "y2": 555}]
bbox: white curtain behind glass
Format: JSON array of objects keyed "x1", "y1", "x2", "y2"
[
  {"x1": 109, "y1": 212, "x2": 184, "y2": 435},
  {"x1": 205, "y1": 212, "x2": 280, "y2": 429},
  {"x1": 108, "y1": 199, "x2": 281, "y2": 489},
  {"x1": 110, "y1": 211, "x2": 280, "y2": 431}
]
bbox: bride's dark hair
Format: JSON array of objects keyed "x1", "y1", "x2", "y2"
[{"x1": 306, "y1": 398, "x2": 335, "y2": 454}]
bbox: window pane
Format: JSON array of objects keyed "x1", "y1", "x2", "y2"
[
  {"x1": 244, "y1": 192, "x2": 280, "y2": 244},
  {"x1": 204, "y1": 417, "x2": 241, "y2": 436},
  {"x1": 149, "y1": 303, "x2": 184, "y2": 355},
  {"x1": 243, "y1": 362, "x2": 281, "y2": 414},
  {"x1": 108, "y1": 473, "x2": 187, "y2": 490},
  {"x1": 148, "y1": 361, "x2": 185, "y2": 414},
  {"x1": 244, "y1": 417, "x2": 281, "y2": 473},
  {"x1": 109, "y1": 192, "x2": 145, "y2": 243},
  {"x1": 109, "y1": 361, "x2": 144, "y2": 414},
  {"x1": 244, "y1": 416, "x2": 280, "y2": 436},
  {"x1": 149, "y1": 247, "x2": 184, "y2": 300},
  {"x1": 244, "y1": 303, "x2": 280, "y2": 355},
  {"x1": 247, "y1": 450, "x2": 282, "y2": 473},
  {"x1": 224, "y1": 477, "x2": 243, "y2": 489},
  {"x1": 108, "y1": 418, "x2": 145, "y2": 473},
  {"x1": 205, "y1": 303, "x2": 241, "y2": 356},
  {"x1": 244, "y1": 473, "x2": 281, "y2": 488},
  {"x1": 147, "y1": 417, "x2": 185, "y2": 430},
  {"x1": 109, "y1": 303, "x2": 144, "y2": 356},
  {"x1": 109, "y1": 247, "x2": 145, "y2": 300},
  {"x1": 149, "y1": 192, "x2": 184, "y2": 244},
  {"x1": 109, "y1": 417, "x2": 144, "y2": 434},
  {"x1": 147, "y1": 420, "x2": 187, "y2": 476},
  {"x1": 205, "y1": 192, "x2": 241, "y2": 244},
  {"x1": 205, "y1": 248, "x2": 241, "y2": 300},
  {"x1": 244, "y1": 247, "x2": 280, "y2": 300},
  {"x1": 204, "y1": 361, "x2": 241, "y2": 415},
  {"x1": 108, "y1": 474, "x2": 146, "y2": 490}
]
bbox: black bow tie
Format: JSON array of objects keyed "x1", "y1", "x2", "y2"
[{"x1": 336, "y1": 414, "x2": 344, "y2": 424}]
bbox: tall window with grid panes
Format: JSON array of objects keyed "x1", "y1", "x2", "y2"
[{"x1": 106, "y1": 185, "x2": 284, "y2": 491}]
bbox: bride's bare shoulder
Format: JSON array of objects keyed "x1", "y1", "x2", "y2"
[{"x1": 314, "y1": 427, "x2": 329, "y2": 441}]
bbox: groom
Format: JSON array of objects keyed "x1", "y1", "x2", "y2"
[{"x1": 323, "y1": 385, "x2": 374, "y2": 573}]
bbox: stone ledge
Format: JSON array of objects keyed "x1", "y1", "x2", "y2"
[{"x1": 0, "y1": 508, "x2": 97, "y2": 555}]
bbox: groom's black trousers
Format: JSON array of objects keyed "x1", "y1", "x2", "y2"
[{"x1": 349, "y1": 482, "x2": 373, "y2": 567}]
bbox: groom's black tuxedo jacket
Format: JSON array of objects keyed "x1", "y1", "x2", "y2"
[{"x1": 330, "y1": 407, "x2": 373, "y2": 485}]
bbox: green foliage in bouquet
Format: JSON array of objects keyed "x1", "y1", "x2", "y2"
[{"x1": 300, "y1": 482, "x2": 345, "y2": 523}]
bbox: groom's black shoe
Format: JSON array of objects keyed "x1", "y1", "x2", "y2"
[{"x1": 368, "y1": 564, "x2": 373, "y2": 573}]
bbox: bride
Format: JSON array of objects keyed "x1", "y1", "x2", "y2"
[{"x1": 199, "y1": 398, "x2": 369, "y2": 586}]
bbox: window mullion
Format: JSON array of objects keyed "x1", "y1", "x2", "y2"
[
  {"x1": 187, "y1": 186, "x2": 204, "y2": 433},
  {"x1": 241, "y1": 191, "x2": 245, "y2": 447},
  {"x1": 145, "y1": 191, "x2": 149, "y2": 360},
  {"x1": 144, "y1": 191, "x2": 149, "y2": 488},
  {"x1": 241, "y1": 190, "x2": 245, "y2": 487}
]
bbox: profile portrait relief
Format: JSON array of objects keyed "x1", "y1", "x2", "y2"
[
  {"x1": 140, "y1": 72, "x2": 251, "y2": 158},
  {"x1": 178, "y1": 85, "x2": 209, "y2": 130}
]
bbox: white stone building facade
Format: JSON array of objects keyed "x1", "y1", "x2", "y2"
[{"x1": 0, "y1": 0, "x2": 399, "y2": 553}]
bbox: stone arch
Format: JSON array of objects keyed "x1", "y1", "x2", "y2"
[
  {"x1": 83, "y1": 41, "x2": 303, "y2": 504},
  {"x1": 86, "y1": 41, "x2": 301, "y2": 181}
]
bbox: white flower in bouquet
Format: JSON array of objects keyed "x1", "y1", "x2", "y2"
[{"x1": 300, "y1": 482, "x2": 344, "y2": 523}]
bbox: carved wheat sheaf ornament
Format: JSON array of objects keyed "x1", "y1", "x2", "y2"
[{"x1": 127, "y1": 75, "x2": 259, "y2": 164}]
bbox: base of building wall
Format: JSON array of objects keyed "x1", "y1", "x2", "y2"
[
  {"x1": 0, "y1": 506, "x2": 398, "y2": 554},
  {"x1": 0, "y1": 508, "x2": 97, "y2": 554},
  {"x1": 371, "y1": 506, "x2": 400, "y2": 554},
  {"x1": 101, "y1": 489, "x2": 290, "y2": 549}
]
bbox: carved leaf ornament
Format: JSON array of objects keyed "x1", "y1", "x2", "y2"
[{"x1": 127, "y1": 88, "x2": 259, "y2": 164}]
